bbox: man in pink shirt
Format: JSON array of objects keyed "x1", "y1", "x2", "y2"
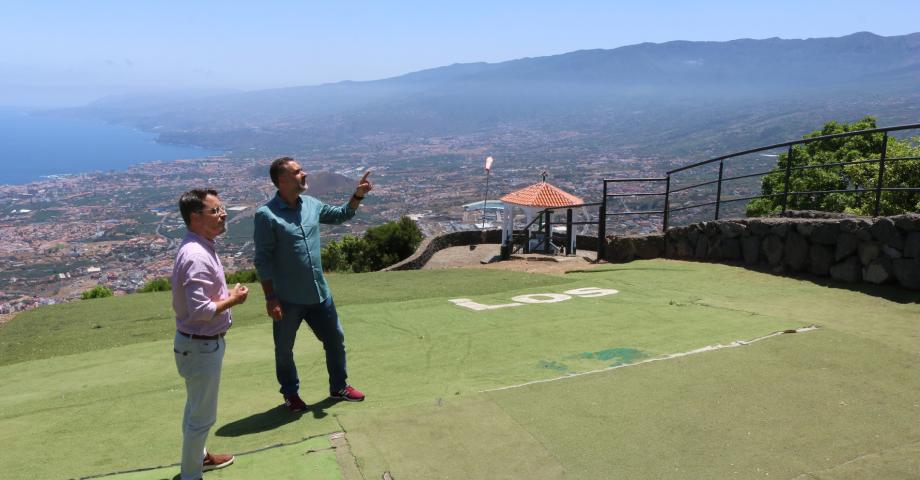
[{"x1": 171, "y1": 189, "x2": 249, "y2": 480}]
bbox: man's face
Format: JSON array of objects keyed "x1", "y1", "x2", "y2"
[
  {"x1": 192, "y1": 194, "x2": 227, "y2": 240},
  {"x1": 279, "y1": 160, "x2": 308, "y2": 194}
]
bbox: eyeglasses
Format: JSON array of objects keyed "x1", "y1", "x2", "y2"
[{"x1": 198, "y1": 205, "x2": 226, "y2": 215}]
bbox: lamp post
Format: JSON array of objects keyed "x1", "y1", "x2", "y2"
[{"x1": 481, "y1": 156, "x2": 493, "y2": 229}]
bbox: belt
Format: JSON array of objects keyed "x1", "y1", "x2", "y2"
[{"x1": 177, "y1": 330, "x2": 226, "y2": 340}]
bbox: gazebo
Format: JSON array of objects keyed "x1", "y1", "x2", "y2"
[{"x1": 499, "y1": 178, "x2": 584, "y2": 255}]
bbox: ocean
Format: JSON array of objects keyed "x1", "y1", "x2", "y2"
[{"x1": 0, "y1": 107, "x2": 216, "y2": 185}]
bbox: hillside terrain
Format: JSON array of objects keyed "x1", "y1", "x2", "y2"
[{"x1": 69, "y1": 32, "x2": 920, "y2": 157}]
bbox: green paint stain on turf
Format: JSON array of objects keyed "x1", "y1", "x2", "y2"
[
  {"x1": 573, "y1": 348, "x2": 648, "y2": 366},
  {"x1": 537, "y1": 360, "x2": 568, "y2": 371},
  {"x1": 539, "y1": 348, "x2": 648, "y2": 372}
]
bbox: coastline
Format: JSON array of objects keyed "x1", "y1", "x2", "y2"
[{"x1": 0, "y1": 108, "x2": 219, "y2": 186}]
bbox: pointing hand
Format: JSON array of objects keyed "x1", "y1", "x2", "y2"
[{"x1": 355, "y1": 171, "x2": 373, "y2": 197}]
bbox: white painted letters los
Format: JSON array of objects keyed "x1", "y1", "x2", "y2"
[{"x1": 449, "y1": 287, "x2": 618, "y2": 311}]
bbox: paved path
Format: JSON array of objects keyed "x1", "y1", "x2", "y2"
[{"x1": 423, "y1": 244, "x2": 598, "y2": 275}]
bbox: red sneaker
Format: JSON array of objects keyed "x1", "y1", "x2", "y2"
[
  {"x1": 283, "y1": 394, "x2": 308, "y2": 412},
  {"x1": 330, "y1": 385, "x2": 365, "y2": 402},
  {"x1": 202, "y1": 452, "x2": 235, "y2": 471}
]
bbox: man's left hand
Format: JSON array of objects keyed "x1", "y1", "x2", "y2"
[{"x1": 354, "y1": 171, "x2": 373, "y2": 198}]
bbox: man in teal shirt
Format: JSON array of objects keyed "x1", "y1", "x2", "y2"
[{"x1": 253, "y1": 157, "x2": 372, "y2": 411}]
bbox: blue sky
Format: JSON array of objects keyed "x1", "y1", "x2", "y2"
[{"x1": 2, "y1": 0, "x2": 918, "y2": 106}]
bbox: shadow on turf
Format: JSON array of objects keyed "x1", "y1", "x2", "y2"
[
  {"x1": 802, "y1": 274, "x2": 920, "y2": 303},
  {"x1": 597, "y1": 258, "x2": 920, "y2": 304},
  {"x1": 565, "y1": 266, "x2": 689, "y2": 274},
  {"x1": 215, "y1": 398, "x2": 341, "y2": 437},
  {"x1": 728, "y1": 261, "x2": 920, "y2": 304}
]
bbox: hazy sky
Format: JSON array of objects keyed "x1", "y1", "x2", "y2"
[{"x1": 2, "y1": 0, "x2": 918, "y2": 107}]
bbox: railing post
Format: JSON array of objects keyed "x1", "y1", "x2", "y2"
[
  {"x1": 661, "y1": 173, "x2": 671, "y2": 233},
  {"x1": 544, "y1": 209, "x2": 552, "y2": 253},
  {"x1": 781, "y1": 146, "x2": 794, "y2": 213},
  {"x1": 714, "y1": 161, "x2": 724, "y2": 220},
  {"x1": 663, "y1": 175, "x2": 671, "y2": 255},
  {"x1": 874, "y1": 132, "x2": 889, "y2": 217},
  {"x1": 598, "y1": 181, "x2": 607, "y2": 260},
  {"x1": 566, "y1": 208, "x2": 573, "y2": 255}
]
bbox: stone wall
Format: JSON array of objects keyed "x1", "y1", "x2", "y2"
[
  {"x1": 605, "y1": 213, "x2": 920, "y2": 290},
  {"x1": 383, "y1": 214, "x2": 920, "y2": 290},
  {"x1": 385, "y1": 230, "x2": 503, "y2": 271}
]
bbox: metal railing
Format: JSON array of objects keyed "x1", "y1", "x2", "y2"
[
  {"x1": 598, "y1": 123, "x2": 920, "y2": 260},
  {"x1": 598, "y1": 178, "x2": 669, "y2": 259}
]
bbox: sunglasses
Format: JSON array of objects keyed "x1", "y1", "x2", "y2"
[{"x1": 198, "y1": 205, "x2": 226, "y2": 215}]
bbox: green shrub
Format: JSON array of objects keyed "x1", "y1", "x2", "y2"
[
  {"x1": 322, "y1": 217, "x2": 423, "y2": 273},
  {"x1": 225, "y1": 269, "x2": 259, "y2": 284},
  {"x1": 81, "y1": 285, "x2": 113, "y2": 300},
  {"x1": 138, "y1": 277, "x2": 171, "y2": 293}
]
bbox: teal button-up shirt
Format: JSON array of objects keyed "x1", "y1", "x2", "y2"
[{"x1": 253, "y1": 193, "x2": 356, "y2": 305}]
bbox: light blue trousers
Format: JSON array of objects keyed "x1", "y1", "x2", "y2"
[{"x1": 174, "y1": 332, "x2": 225, "y2": 480}]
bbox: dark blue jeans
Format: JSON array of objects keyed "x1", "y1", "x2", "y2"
[{"x1": 273, "y1": 296, "x2": 348, "y2": 395}]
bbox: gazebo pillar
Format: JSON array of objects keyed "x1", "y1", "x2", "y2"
[{"x1": 501, "y1": 203, "x2": 514, "y2": 247}]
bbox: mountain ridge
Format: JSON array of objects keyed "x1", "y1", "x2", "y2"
[{"x1": 69, "y1": 31, "x2": 920, "y2": 156}]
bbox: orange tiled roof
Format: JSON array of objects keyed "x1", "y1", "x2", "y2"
[{"x1": 500, "y1": 182, "x2": 584, "y2": 207}]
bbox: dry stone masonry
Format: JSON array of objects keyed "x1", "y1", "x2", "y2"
[
  {"x1": 606, "y1": 212, "x2": 920, "y2": 290},
  {"x1": 385, "y1": 211, "x2": 919, "y2": 290}
]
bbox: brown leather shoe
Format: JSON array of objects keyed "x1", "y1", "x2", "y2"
[{"x1": 202, "y1": 452, "x2": 235, "y2": 471}]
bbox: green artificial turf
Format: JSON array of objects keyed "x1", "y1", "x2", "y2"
[
  {"x1": 342, "y1": 329, "x2": 920, "y2": 479},
  {"x1": 0, "y1": 269, "x2": 576, "y2": 366},
  {"x1": 487, "y1": 328, "x2": 920, "y2": 479},
  {"x1": 1, "y1": 260, "x2": 917, "y2": 479},
  {"x1": 106, "y1": 435, "x2": 340, "y2": 480}
]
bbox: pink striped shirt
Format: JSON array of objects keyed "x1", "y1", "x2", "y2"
[{"x1": 171, "y1": 232, "x2": 231, "y2": 336}]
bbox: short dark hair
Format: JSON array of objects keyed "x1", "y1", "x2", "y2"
[
  {"x1": 269, "y1": 157, "x2": 295, "y2": 187},
  {"x1": 178, "y1": 189, "x2": 219, "y2": 226}
]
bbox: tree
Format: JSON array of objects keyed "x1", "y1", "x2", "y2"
[
  {"x1": 321, "y1": 217, "x2": 423, "y2": 273},
  {"x1": 362, "y1": 217, "x2": 424, "y2": 271},
  {"x1": 747, "y1": 116, "x2": 920, "y2": 217},
  {"x1": 321, "y1": 238, "x2": 345, "y2": 272},
  {"x1": 321, "y1": 236, "x2": 370, "y2": 272},
  {"x1": 138, "y1": 277, "x2": 171, "y2": 293},
  {"x1": 335, "y1": 235, "x2": 374, "y2": 273},
  {"x1": 82, "y1": 285, "x2": 113, "y2": 300}
]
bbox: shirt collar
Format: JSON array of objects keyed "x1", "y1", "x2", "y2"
[
  {"x1": 272, "y1": 191, "x2": 303, "y2": 211},
  {"x1": 185, "y1": 231, "x2": 216, "y2": 252}
]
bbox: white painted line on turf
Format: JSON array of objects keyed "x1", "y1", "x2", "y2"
[{"x1": 480, "y1": 325, "x2": 819, "y2": 393}]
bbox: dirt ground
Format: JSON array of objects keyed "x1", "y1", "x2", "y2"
[{"x1": 422, "y1": 244, "x2": 599, "y2": 275}]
